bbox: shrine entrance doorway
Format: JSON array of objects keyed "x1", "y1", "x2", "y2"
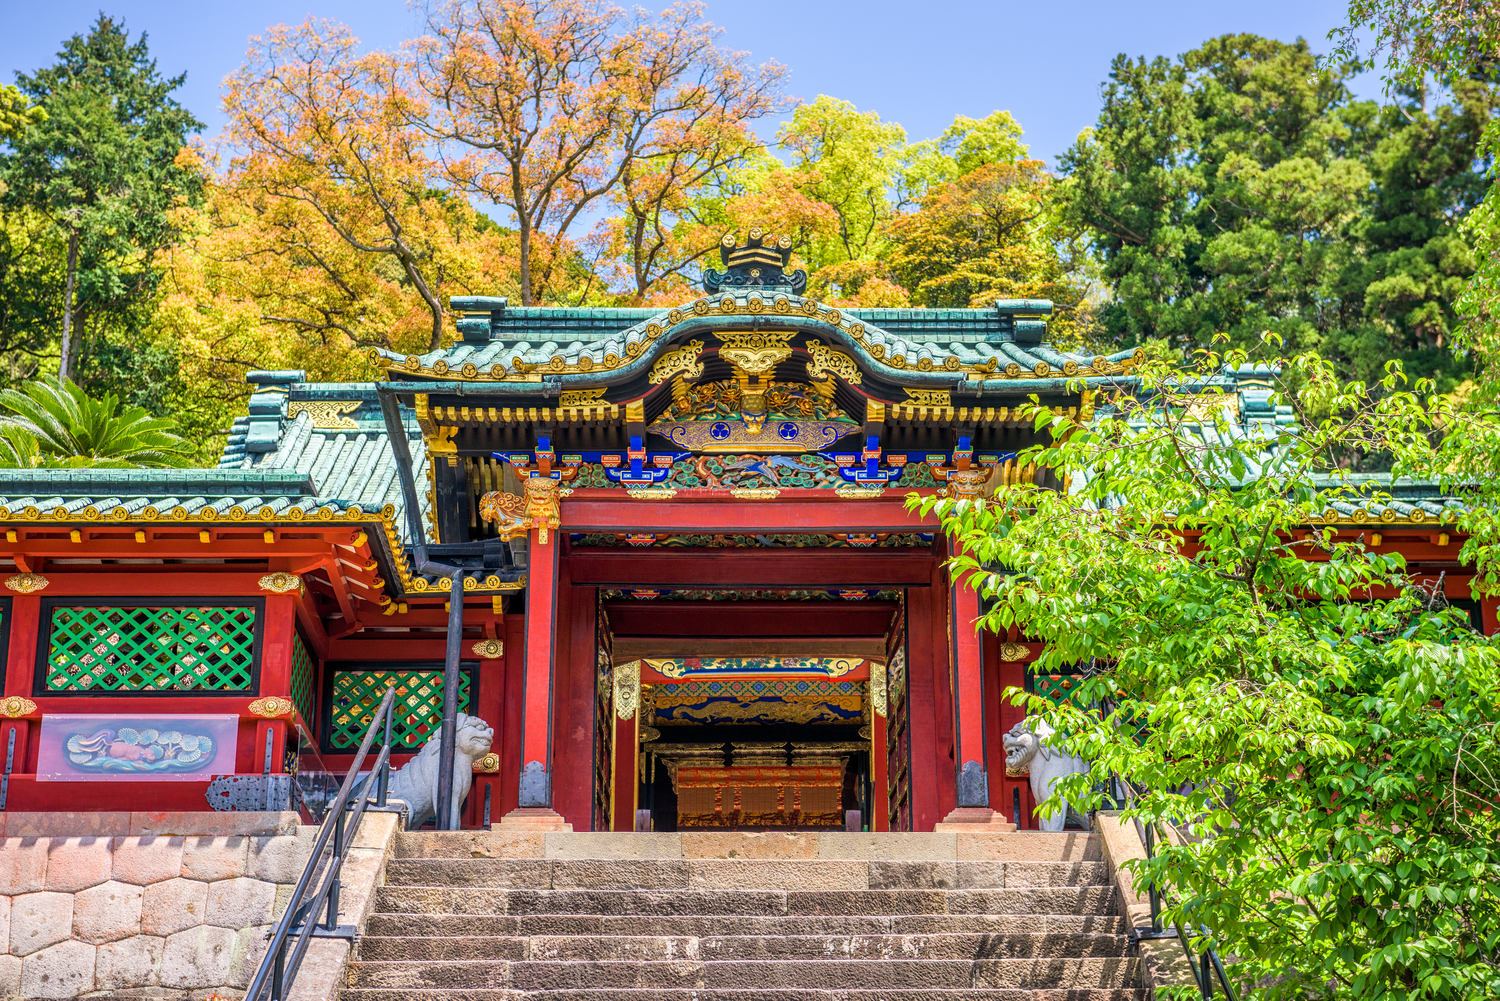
[{"x1": 598, "y1": 594, "x2": 901, "y2": 833}]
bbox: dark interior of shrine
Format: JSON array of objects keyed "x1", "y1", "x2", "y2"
[{"x1": 605, "y1": 595, "x2": 897, "y2": 832}]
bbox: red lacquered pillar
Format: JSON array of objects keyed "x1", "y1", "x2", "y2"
[{"x1": 499, "y1": 527, "x2": 568, "y2": 828}]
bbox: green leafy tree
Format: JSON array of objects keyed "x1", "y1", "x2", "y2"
[
  {"x1": 774, "y1": 96, "x2": 906, "y2": 269},
  {"x1": 0, "y1": 379, "x2": 190, "y2": 467},
  {"x1": 1057, "y1": 34, "x2": 1494, "y2": 391},
  {"x1": 1, "y1": 14, "x2": 203, "y2": 383},
  {"x1": 921, "y1": 349, "x2": 1500, "y2": 1000},
  {"x1": 0, "y1": 85, "x2": 44, "y2": 142}
]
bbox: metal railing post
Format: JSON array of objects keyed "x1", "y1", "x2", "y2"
[
  {"x1": 325, "y1": 804, "x2": 345, "y2": 931},
  {"x1": 376, "y1": 698, "x2": 394, "y2": 807},
  {"x1": 435, "y1": 573, "x2": 465, "y2": 830}
]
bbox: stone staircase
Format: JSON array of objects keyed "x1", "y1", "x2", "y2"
[{"x1": 341, "y1": 831, "x2": 1143, "y2": 1001}]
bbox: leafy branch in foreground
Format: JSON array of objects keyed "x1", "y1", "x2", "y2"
[{"x1": 916, "y1": 349, "x2": 1500, "y2": 999}]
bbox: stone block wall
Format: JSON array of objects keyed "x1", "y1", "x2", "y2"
[{"x1": 0, "y1": 829, "x2": 318, "y2": 999}]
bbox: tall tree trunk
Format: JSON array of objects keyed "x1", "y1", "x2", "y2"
[
  {"x1": 59, "y1": 229, "x2": 79, "y2": 384},
  {"x1": 518, "y1": 217, "x2": 533, "y2": 307}
]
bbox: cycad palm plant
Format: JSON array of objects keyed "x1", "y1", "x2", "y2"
[{"x1": 0, "y1": 379, "x2": 191, "y2": 467}]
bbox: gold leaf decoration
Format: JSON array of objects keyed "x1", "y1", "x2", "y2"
[
  {"x1": 998, "y1": 642, "x2": 1029, "y2": 662},
  {"x1": 248, "y1": 697, "x2": 295, "y2": 718},
  {"x1": 258, "y1": 572, "x2": 304, "y2": 594},
  {"x1": 614, "y1": 660, "x2": 641, "y2": 720},
  {"x1": 0, "y1": 696, "x2": 37, "y2": 718},
  {"x1": 471, "y1": 639, "x2": 505, "y2": 659},
  {"x1": 473, "y1": 752, "x2": 501, "y2": 773},
  {"x1": 3, "y1": 573, "x2": 48, "y2": 593}
]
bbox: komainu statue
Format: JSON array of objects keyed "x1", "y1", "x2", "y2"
[
  {"x1": 387, "y1": 713, "x2": 494, "y2": 829},
  {"x1": 1002, "y1": 718, "x2": 1091, "y2": 832}
]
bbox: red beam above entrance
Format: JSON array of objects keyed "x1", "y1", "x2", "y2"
[
  {"x1": 569, "y1": 548, "x2": 933, "y2": 587},
  {"x1": 605, "y1": 601, "x2": 898, "y2": 638},
  {"x1": 560, "y1": 494, "x2": 939, "y2": 534}
]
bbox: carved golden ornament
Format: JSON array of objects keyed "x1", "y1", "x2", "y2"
[
  {"x1": 942, "y1": 468, "x2": 991, "y2": 501},
  {"x1": 650, "y1": 340, "x2": 705, "y2": 384},
  {"x1": 805, "y1": 339, "x2": 862, "y2": 385},
  {"x1": 0, "y1": 696, "x2": 37, "y2": 718},
  {"x1": 480, "y1": 476, "x2": 562, "y2": 544},
  {"x1": 639, "y1": 725, "x2": 661, "y2": 742},
  {"x1": 473, "y1": 752, "x2": 501, "y2": 773},
  {"x1": 730, "y1": 488, "x2": 781, "y2": 500},
  {"x1": 693, "y1": 298, "x2": 710, "y2": 315},
  {"x1": 998, "y1": 642, "x2": 1029, "y2": 662},
  {"x1": 900, "y1": 388, "x2": 951, "y2": 408},
  {"x1": 869, "y1": 661, "x2": 888, "y2": 718},
  {"x1": 835, "y1": 486, "x2": 885, "y2": 499},
  {"x1": 471, "y1": 638, "x2": 506, "y2": 659},
  {"x1": 248, "y1": 697, "x2": 295, "y2": 718},
  {"x1": 4, "y1": 573, "x2": 48, "y2": 593},
  {"x1": 719, "y1": 296, "x2": 738, "y2": 314},
  {"x1": 774, "y1": 297, "x2": 792, "y2": 313},
  {"x1": 719, "y1": 330, "x2": 795, "y2": 376},
  {"x1": 721, "y1": 232, "x2": 737, "y2": 247},
  {"x1": 626, "y1": 488, "x2": 678, "y2": 499},
  {"x1": 614, "y1": 660, "x2": 642, "y2": 719},
  {"x1": 858, "y1": 725, "x2": 872, "y2": 739},
  {"x1": 559, "y1": 387, "x2": 606, "y2": 406},
  {"x1": 258, "y1": 572, "x2": 304, "y2": 594}
]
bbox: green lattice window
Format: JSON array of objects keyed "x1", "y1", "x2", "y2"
[
  {"x1": 326, "y1": 667, "x2": 472, "y2": 750},
  {"x1": 43, "y1": 604, "x2": 259, "y2": 692},
  {"x1": 1032, "y1": 673, "x2": 1093, "y2": 710},
  {"x1": 290, "y1": 634, "x2": 317, "y2": 726}
]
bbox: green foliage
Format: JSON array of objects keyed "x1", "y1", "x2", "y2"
[
  {"x1": 0, "y1": 379, "x2": 190, "y2": 467},
  {"x1": 1058, "y1": 34, "x2": 1494, "y2": 391},
  {"x1": 919, "y1": 349, "x2": 1500, "y2": 999},
  {"x1": 0, "y1": 14, "x2": 203, "y2": 381},
  {"x1": 0, "y1": 85, "x2": 45, "y2": 142}
]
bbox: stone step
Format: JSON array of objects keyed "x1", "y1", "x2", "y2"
[
  {"x1": 341, "y1": 989, "x2": 1147, "y2": 1001},
  {"x1": 364, "y1": 912, "x2": 1129, "y2": 939},
  {"x1": 345, "y1": 957, "x2": 1141, "y2": 991},
  {"x1": 382, "y1": 858, "x2": 1110, "y2": 891},
  {"x1": 357, "y1": 931, "x2": 1132, "y2": 962},
  {"x1": 393, "y1": 831, "x2": 1102, "y2": 863},
  {"x1": 372, "y1": 886, "x2": 1120, "y2": 917}
]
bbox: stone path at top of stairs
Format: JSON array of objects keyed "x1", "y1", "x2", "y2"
[{"x1": 341, "y1": 830, "x2": 1143, "y2": 1001}]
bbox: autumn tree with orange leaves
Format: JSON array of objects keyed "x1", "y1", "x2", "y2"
[{"x1": 410, "y1": 0, "x2": 784, "y2": 304}]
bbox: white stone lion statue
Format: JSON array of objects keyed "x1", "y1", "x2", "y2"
[
  {"x1": 1002, "y1": 717, "x2": 1091, "y2": 832},
  {"x1": 387, "y1": 713, "x2": 494, "y2": 829}
]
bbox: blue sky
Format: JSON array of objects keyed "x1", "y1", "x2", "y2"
[{"x1": 2, "y1": 0, "x2": 1375, "y2": 167}]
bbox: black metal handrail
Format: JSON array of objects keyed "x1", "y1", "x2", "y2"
[
  {"x1": 246, "y1": 686, "x2": 397, "y2": 1001},
  {"x1": 1111, "y1": 774, "x2": 1239, "y2": 1001}
]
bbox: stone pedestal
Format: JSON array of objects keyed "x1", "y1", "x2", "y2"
[
  {"x1": 493, "y1": 808, "x2": 573, "y2": 832},
  {"x1": 933, "y1": 807, "x2": 1017, "y2": 832}
]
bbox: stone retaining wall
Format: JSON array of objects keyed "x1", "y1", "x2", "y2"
[{"x1": 0, "y1": 829, "x2": 318, "y2": 999}]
